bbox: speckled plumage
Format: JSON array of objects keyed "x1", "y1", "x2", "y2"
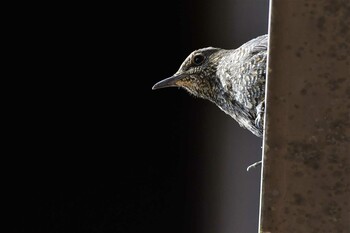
[{"x1": 153, "y1": 34, "x2": 268, "y2": 137}]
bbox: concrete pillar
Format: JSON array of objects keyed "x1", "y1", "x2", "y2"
[{"x1": 260, "y1": 0, "x2": 350, "y2": 232}]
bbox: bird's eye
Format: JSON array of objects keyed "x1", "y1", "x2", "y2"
[{"x1": 193, "y1": 54, "x2": 205, "y2": 65}]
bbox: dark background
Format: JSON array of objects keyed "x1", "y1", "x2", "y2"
[{"x1": 6, "y1": 0, "x2": 269, "y2": 232}]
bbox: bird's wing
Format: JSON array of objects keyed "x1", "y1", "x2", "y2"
[
  {"x1": 229, "y1": 35, "x2": 268, "y2": 110},
  {"x1": 245, "y1": 34, "x2": 268, "y2": 58}
]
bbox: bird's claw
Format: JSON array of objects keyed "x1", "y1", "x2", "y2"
[
  {"x1": 247, "y1": 160, "x2": 262, "y2": 171},
  {"x1": 255, "y1": 114, "x2": 263, "y2": 128},
  {"x1": 254, "y1": 102, "x2": 265, "y2": 128}
]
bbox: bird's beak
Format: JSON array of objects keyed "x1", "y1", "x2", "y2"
[{"x1": 152, "y1": 74, "x2": 185, "y2": 90}]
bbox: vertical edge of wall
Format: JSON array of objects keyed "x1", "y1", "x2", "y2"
[{"x1": 259, "y1": 0, "x2": 350, "y2": 232}]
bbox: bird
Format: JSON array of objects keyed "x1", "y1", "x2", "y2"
[
  {"x1": 152, "y1": 34, "x2": 268, "y2": 170},
  {"x1": 152, "y1": 34, "x2": 268, "y2": 140}
]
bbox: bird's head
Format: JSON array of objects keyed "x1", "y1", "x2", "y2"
[{"x1": 152, "y1": 47, "x2": 225, "y2": 99}]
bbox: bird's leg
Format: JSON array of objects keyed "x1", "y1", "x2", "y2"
[
  {"x1": 254, "y1": 101, "x2": 265, "y2": 128},
  {"x1": 247, "y1": 144, "x2": 263, "y2": 171},
  {"x1": 248, "y1": 103, "x2": 264, "y2": 172},
  {"x1": 247, "y1": 160, "x2": 262, "y2": 171}
]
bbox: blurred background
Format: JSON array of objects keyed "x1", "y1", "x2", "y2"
[{"x1": 5, "y1": 0, "x2": 269, "y2": 232}]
